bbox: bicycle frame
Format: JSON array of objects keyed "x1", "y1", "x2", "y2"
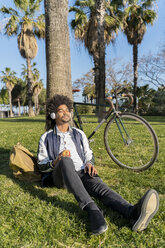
[
  {"x1": 73, "y1": 101, "x2": 114, "y2": 140},
  {"x1": 73, "y1": 95, "x2": 133, "y2": 143}
]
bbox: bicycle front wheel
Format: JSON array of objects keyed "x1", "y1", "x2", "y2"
[{"x1": 104, "y1": 113, "x2": 159, "y2": 171}]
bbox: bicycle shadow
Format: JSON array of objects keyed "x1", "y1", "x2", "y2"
[{"x1": 0, "y1": 147, "x2": 130, "y2": 233}]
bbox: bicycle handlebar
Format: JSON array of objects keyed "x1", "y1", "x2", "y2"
[
  {"x1": 105, "y1": 97, "x2": 114, "y2": 113},
  {"x1": 122, "y1": 93, "x2": 134, "y2": 108},
  {"x1": 105, "y1": 93, "x2": 134, "y2": 112}
]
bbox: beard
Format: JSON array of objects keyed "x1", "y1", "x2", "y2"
[{"x1": 61, "y1": 114, "x2": 71, "y2": 123}]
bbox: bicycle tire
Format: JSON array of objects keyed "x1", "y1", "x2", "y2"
[{"x1": 104, "y1": 113, "x2": 159, "y2": 171}]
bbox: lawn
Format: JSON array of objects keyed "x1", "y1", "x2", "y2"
[{"x1": 0, "y1": 116, "x2": 164, "y2": 248}]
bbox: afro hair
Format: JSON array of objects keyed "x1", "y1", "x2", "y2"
[{"x1": 45, "y1": 94, "x2": 73, "y2": 130}]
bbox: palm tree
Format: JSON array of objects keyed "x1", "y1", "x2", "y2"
[
  {"x1": 0, "y1": 88, "x2": 9, "y2": 105},
  {"x1": 70, "y1": 0, "x2": 122, "y2": 119},
  {"x1": 1, "y1": 67, "x2": 17, "y2": 117},
  {"x1": 21, "y1": 62, "x2": 43, "y2": 114},
  {"x1": 33, "y1": 80, "x2": 43, "y2": 115},
  {"x1": 0, "y1": 0, "x2": 45, "y2": 116},
  {"x1": 44, "y1": 0, "x2": 72, "y2": 100},
  {"x1": 123, "y1": 0, "x2": 157, "y2": 113},
  {"x1": 12, "y1": 78, "x2": 27, "y2": 116},
  {"x1": 137, "y1": 84, "x2": 155, "y2": 114},
  {"x1": 83, "y1": 83, "x2": 96, "y2": 103}
]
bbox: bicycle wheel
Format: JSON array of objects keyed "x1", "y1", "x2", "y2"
[{"x1": 104, "y1": 113, "x2": 159, "y2": 171}]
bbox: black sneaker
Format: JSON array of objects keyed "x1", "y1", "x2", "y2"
[
  {"x1": 88, "y1": 210, "x2": 108, "y2": 235},
  {"x1": 131, "y1": 189, "x2": 159, "y2": 232}
]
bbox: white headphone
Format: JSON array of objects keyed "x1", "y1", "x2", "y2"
[{"x1": 50, "y1": 112, "x2": 56, "y2": 120}]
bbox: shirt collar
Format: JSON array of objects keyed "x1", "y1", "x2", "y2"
[{"x1": 54, "y1": 125, "x2": 72, "y2": 135}]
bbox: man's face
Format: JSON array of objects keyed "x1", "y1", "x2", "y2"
[{"x1": 56, "y1": 104, "x2": 71, "y2": 124}]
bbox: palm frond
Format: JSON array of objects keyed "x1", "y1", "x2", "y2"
[
  {"x1": 75, "y1": 0, "x2": 95, "y2": 8},
  {"x1": 33, "y1": 14, "x2": 45, "y2": 39},
  {"x1": 14, "y1": 0, "x2": 29, "y2": 12},
  {"x1": 141, "y1": 0, "x2": 156, "y2": 9},
  {"x1": 0, "y1": 6, "x2": 19, "y2": 16},
  {"x1": 143, "y1": 9, "x2": 157, "y2": 24},
  {"x1": 4, "y1": 15, "x2": 19, "y2": 36},
  {"x1": 29, "y1": 0, "x2": 42, "y2": 16}
]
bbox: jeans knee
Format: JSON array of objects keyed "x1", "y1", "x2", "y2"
[{"x1": 60, "y1": 156, "x2": 75, "y2": 170}]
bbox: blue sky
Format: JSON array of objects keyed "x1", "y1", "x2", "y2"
[{"x1": 0, "y1": 0, "x2": 165, "y2": 101}]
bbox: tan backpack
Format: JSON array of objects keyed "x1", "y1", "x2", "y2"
[{"x1": 9, "y1": 143, "x2": 41, "y2": 182}]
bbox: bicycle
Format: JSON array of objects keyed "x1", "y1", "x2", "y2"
[{"x1": 73, "y1": 94, "x2": 159, "y2": 172}]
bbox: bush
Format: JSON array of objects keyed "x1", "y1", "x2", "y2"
[
  {"x1": 76, "y1": 104, "x2": 95, "y2": 114},
  {"x1": 147, "y1": 106, "x2": 165, "y2": 116}
]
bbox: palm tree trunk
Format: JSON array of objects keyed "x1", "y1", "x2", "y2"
[
  {"x1": 26, "y1": 57, "x2": 35, "y2": 116},
  {"x1": 18, "y1": 98, "x2": 21, "y2": 116},
  {"x1": 133, "y1": 43, "x2": 138, "y2": 113},
  {"x1": 8, "y1": 89, "x2": 13, "y2": 117},
  {"x1": 45, "y1": 0, "x2": 72, "y2": 100},
  {"x1": 36, "y1": 95, "x2": 40, "y2": 115},
  {"x1": 93, "y1": 52, "x2": 99, "y2": 115},
  {"x1": 34, "y1": 94, "x2": 39, "y2": 115},
  {"x1": 95, "y1": 0, "x2": 106, "y2": 121}
]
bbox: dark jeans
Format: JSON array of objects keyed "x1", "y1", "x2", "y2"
[{"x1": 43, "y1": 157, "x2": 132, "y2": 219}]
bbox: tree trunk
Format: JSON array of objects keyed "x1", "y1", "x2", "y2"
[
  {"x1": 45, "y1": 0, "x2": 72, "y2": 100},
  {"x1": 34, "y1": 94, "x2": 40, "y2": 115},
  {"x1": 8, "y1": 89, "x2": 13, "y2": 117},
  {"x1": 95, "y1": 0, "x2": 106, "y2": 121},
  {"x1": 93, "y1": 52, "x2": 99, "y2": 115},
  {"x1": 133, "y1": 43, "x2": 138, "y2": 113},
  {"x1": 115, "y1": 90, "x2": 119, "y2": 111},
  {"x1": 27, "y1": 57, "x2": 35, "y2": 116},
  {"x1": 18, "y1": 98, "x2": 21, "y2": 116}
]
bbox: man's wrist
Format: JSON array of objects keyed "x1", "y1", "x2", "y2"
[
  {"x1": 86, "y1": 161, "x2": 94, "y2": 166},
  {"x1": 50, "y1": 160, "x2": 56, "y2": 168}
]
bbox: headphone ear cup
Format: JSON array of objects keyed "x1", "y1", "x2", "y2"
[{"x1": 50, "y1": 112, "x2": 56, "y2": 120}]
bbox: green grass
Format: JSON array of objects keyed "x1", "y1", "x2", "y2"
[{"x1": 0, "y1": 115, "x2": 165, "y2": 248}]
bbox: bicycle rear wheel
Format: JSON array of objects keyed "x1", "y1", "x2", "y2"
[{"x1": 104, "y1": 113, "x2": 159, "y2": 171}]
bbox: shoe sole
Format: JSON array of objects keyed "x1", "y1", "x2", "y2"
[
  {"x1": 92, "y1": 224, "x2": 108, "y2": 235},
  {"x1": 132, "y1": 189, "x2": 159, "y2": 232}
]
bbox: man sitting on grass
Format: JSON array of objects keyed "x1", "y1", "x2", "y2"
[{"x1": 37, "y1": 94, "x2": 159, "y2": 235}]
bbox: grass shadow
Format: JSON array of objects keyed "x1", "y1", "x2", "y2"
[
  {"x1": 0, "y1": 118, "x2": 45, "y2": 123},
  {"x1": 0, "y1": 146, "x2": 132, "y2": 234}
]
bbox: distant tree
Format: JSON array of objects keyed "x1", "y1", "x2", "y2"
[
  {"x1": 0, "y1": 88, "x2": 9, "y2": 105},
  {"x1": 139, "y1": 52, "x2": 165, "y2": 89},
  {"x1": 83, "y1": 83, "x2": 96, "y2": 103},
  {"x1": 21, "y1": 62, "x2": 43, "y2": 114},
  {"x1": 38, "y1": 87, "x2": 46, "y2": 113},
  {"x1": 1, "y1": 67, "x2": 17, "y2": 117},
  {"x1": 147, "y1": 87, "x2": 165, "y2": 116},
  {"x1": 12, "y1": 78, "x2": 27, "y2": 116},
  {"x1": 1, "y1": 0, "x2": 45, "y2": 116},
  {"x1": 73, "y1": 69, "x2": 95, "y2": 103},
  {"x1": 33, "y1": 80, "x2": 43, "y2": 115},
  {"x1": 73, "y1": 69, "x2": 94, "y2": 88},
  {"x1": 45, "y1": 0, "x2": 72, "y2": 99},
  {"x1": 123, "y1": 0, "x2": 157, "y2": 113},
  {"x1": 106, "y1": 59, "x2": 133, "y2": 110},
  {"x1": 136, "y1": 84, "x2": 156, "y2": 114}
]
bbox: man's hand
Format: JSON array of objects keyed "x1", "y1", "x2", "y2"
[
  {"x1": 84, "y1": 163, "x2": 98, "y2": 176},
  {"x1": 52, "y1": 150, "x2": 71, "y2": 167},
  {"x1": 57, "y1": 150, "x2": 71, "y2": 161}
]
